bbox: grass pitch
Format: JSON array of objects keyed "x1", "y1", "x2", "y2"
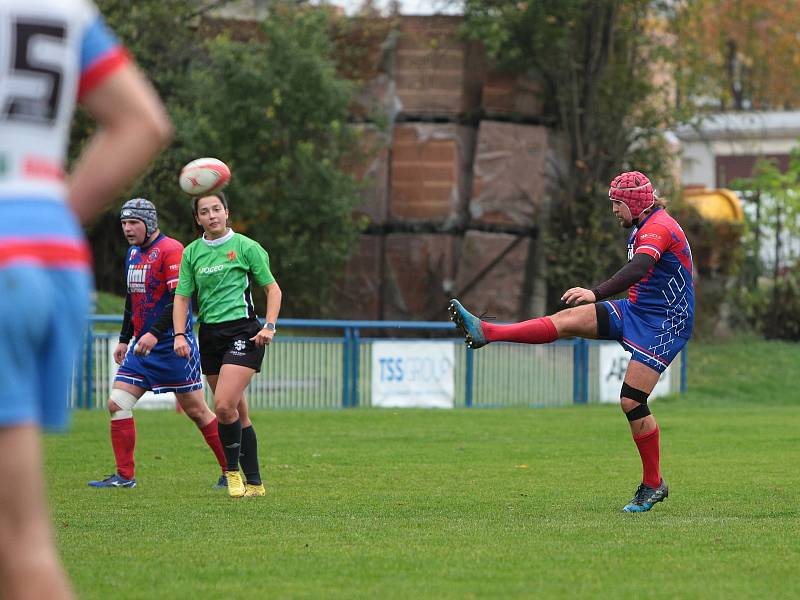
[{"x1": 46, "y1": 338, "x2": 800, "y2": 599}]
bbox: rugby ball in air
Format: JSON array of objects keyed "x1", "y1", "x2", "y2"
[{"x1": 178, "y1": 157, "x2": 231, "y2": 196}]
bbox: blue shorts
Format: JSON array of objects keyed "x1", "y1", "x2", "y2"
[
  {"x1": 601, "y1": 299, "x2": 690, "y2": 373},
  {"x1": 0, "y1": 265, "x2": 91, "y2": 430},
  {"x1": 115, "y1": 335, "x2": 202, "y2": 394}
]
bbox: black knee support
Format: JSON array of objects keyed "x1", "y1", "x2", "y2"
[
  {"x1": 624, "y1": 403, "x2": 651, "y2": 421},
  {"x1": 621, "y1": 382, "x2": 650, "y2": 403},
  {"x1": 621, "y1": 382, "x2": 651, "y2": 421}
]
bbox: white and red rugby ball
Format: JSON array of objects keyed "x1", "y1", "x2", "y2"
[{"x1": 178, "y1": 157, "x2": 231, "y2": 196}]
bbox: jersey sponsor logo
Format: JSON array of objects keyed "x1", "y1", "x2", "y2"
[
  {"x1": 168, "y1": 263, "x2": 179, "y2": 271},
  {"x1": 198, "y1": 264, "x2": 224, "y2": 275},
  {"x1": 639, "y1": 232, "x2": 662, "y2": 241},
  {"x1": 127, "y1": 264, "x2": 150, "y2": 293}
]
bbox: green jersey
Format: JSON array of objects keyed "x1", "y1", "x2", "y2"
[{"x1": 176, "y1": 230, "x2": 275, "y2": 324}]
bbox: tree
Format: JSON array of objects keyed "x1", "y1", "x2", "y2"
[
  {"x1": 732, "y1": 150, "x2": 800, "y2": 339},
  {"x1": 72, "y1": 1, "x2": 366, "y2": 316},
  {"x1": 179, "y1": 7, "x2": 364, "y2": 315},
  {"x1": 463, "y1": 0, "x2": 676, "y2": 309},
  {"x1": 671, "y1": 0, "x2": 800, "y2": 111},
  {"x1": 71, "y1": 0, "x2": 204, "y2": 298}
]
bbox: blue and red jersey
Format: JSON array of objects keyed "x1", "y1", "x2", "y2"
[
  {"x1": 626, "y1": 208, "x2": 695, "y2": 338},
  {"x1": 126, "y1": 235, "x2": 193, "y2": 340}
]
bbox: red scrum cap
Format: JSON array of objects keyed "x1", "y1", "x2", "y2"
[{"x1": 608, "y1": 171, "x2": 654, "y2": 219}]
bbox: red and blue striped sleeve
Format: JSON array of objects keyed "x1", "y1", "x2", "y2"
[{"x1": 78, "y1": 14, "x2": 131, "y2": 100}]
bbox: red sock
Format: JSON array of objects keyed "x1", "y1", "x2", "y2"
[
  {"x1": 110, "y1": 417, "x2": 136, "y2": 480},
  {"x1": 633, "y1": 426, "x2": 661, "y2": 488},
  {"x1": 482, "y1": 316, "x2": 559, "y2": 344},
  {"x1": 200, "y1": 417, "x2": 227, "y2": 471}
]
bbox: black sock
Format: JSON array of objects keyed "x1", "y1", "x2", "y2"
[
  {"x1": 239, "y1": 425, "x2": 261, "y2": 485},
  {"x1": 217, "y1": 419, "x2": 242, "y2": 471}
]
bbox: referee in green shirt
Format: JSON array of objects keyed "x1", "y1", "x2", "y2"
[{"x1": 173, "y1": 192, "x2": 282, "y2": 498}]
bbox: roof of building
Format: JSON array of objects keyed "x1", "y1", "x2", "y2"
[{"x1": 675, "y1": 111, "x2": 800, "y2": 142}]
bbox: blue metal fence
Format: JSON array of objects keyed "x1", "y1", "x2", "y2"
[{"x1": 72, "y1": 316, "x2": 687, "y2": 410}]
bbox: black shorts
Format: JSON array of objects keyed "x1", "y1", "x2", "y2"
[{"x1": 198, "y1": 318, "x2": 265, "y2": 375}]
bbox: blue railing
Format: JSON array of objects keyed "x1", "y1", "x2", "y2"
[{"x1": 73, "y1": 316, "x2": 688, "y2": 410}]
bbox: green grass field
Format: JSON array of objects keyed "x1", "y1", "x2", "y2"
[{"x1": 45, "y1": 338, "x2": 800, "y2": 599}]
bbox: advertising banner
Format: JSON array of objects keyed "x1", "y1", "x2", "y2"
[
  {"x1": 598, "y1": 343, "x2": 672, "y2": 403},
  {"x1": 371, "y1": 341, "x2": 455, "y2": 408}
]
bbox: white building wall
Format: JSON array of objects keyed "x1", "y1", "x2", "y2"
[{"x1": 675, "y1": 111, "x2": 800, "y2": 188}]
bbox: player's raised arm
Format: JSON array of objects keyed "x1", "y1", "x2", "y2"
[{"x1": 68, "y1": 64, "x2": 172, "y2": 223}]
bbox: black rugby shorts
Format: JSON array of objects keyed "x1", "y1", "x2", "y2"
[{"x1": 198, "y1": 318, "x2": 266, "y2": 375}]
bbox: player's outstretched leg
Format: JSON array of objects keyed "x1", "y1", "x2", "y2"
[
  {"x1": 448, "y1": 299, "x2": 487, "y2": 349},
  {"x1": 449, "y1": 299, "x2": 584, "y2": 348},
  {"x1": 622, "y1": 480, "x2": 669, "y2": 513}
]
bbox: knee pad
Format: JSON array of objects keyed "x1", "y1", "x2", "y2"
[
  {"x1": 621, "y1": 382, "x2": 651, "y2": 422},
  {"x1": 110, "y1": 389, "x2": 138, "y2": 420}
]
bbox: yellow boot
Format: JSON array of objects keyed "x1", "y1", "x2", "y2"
[
  {"x1": 225, "y1": 471, "x2": 246, "y2": 498},
  {"x1": 243, "y1": 483, "x2": 266, "y2": 497}
]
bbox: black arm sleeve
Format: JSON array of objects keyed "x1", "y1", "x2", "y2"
[
  {"x1": 147, "y1": 289, "x2": 176, "y2": 339},
  {"x1": 119, "y1": 293, "x2": 134, "y2": 344},
  {"x1": 591, "y1": 253, "x2": 656, "y2": 301}
]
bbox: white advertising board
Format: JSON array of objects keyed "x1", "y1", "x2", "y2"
[
  {"x1": 598, "y1": 342, "x2": 673, "y2": 403},
  {"x1": 371, "y1": 341, "x2": 455, "y2": 408}
]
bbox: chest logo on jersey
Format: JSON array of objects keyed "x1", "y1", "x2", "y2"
[
  {"x1": 227, "y1": 251, "x2": 237, "y2": 261},
  {"x1": 639, "y1": 232, "x2": 662, "y2": 241},
  {"x1": 146, "y1": 248, "x2": 161, "y2": 263},
  {"x1": 198, "y1": 264, "x2": 225, "y2": 275},
  {"x1": 127, "y1": 264, "x2": 151, "y2": 293}
]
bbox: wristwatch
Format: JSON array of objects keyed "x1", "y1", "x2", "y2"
[{"x1": 263, "y1": 322, "x2": 276, "y2": 332}]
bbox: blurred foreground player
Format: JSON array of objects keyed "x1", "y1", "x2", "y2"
[
  {"x1": 450, "y1": 171, "x2": 694, "y2": 513},
  {"x1": 0, "y1": 1, "x2": 171, "y2": 598}
]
